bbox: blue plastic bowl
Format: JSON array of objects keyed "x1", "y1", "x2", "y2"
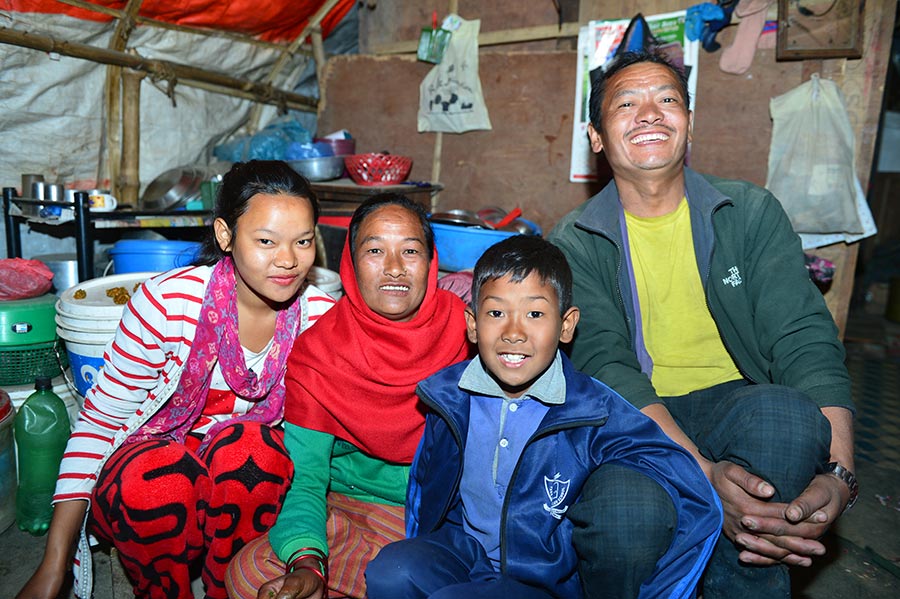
[
  {"x1": 109, "y1": 240, "x2": 201, "y2": 274},
  {"x1": 432, "y1": 223, "x2": 517, "y2": 272}
]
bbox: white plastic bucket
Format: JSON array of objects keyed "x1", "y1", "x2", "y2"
[{"x1": 56, "y1": 329, "x2": 109, "y2": 397}]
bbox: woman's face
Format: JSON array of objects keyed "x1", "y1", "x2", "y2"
[
  {"x1": 353, "y1": 204, "x2": 430, "y2": 321},
  {"x1": 214, "y1": 192, "x2": 317, "y2": 310}
]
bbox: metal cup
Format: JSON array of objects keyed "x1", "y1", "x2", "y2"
[
  {"x1": 21, "y1": 173, "x2": 44, "y2": 197},
  {"x1": 31, "y1": 181, "x2": 46, "y2": 201},
  {"x1": 45, "y1": 183, "x2": 64, "y2": 203}
]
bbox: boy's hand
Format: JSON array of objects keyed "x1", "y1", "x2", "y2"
[{"x1": 257, "y1": 570, "x2": 325, "y2": 599}]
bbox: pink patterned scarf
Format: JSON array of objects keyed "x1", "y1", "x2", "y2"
[{"x1": 127, "y1": 257, "x2": 305, "y2": 451}]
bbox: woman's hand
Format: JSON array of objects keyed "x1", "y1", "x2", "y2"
[
  {"x1": 16, "y1": 500, "x2": 88, "y2": 599},
  {"x1": 257, "y1": 569, "x2": 326, "y2": 599}
]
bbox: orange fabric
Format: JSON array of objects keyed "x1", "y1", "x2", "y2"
[
  {"x1": 225, "y1": 493, "x2": 406, "y2": 599},
  {"x1": 8, "y1": 0, "x2": 355, "y2": 42}
]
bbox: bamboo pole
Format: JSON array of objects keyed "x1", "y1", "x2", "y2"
[
  {"x1": 428, "y1": 0, "x2": 459, "y2": 208},
  {"x1": 103, "y1": 0, "x2": 143, "y2": 200},
  {"x1": 120, "y1": 69, "x2": 144, "y2": 207},
  {"x1": 0, "y1": 27, "x2": 318, "y2": 112},
  {"x1": 372, "y1": 21, "x2": 582, "y2": 55},
  {"x1": 311, "y1": 26, "x2": 326, "y2": 98}
]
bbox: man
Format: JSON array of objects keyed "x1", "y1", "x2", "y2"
[{"x1": 548, "y1": 50, "x2": 856, "y2": 599}]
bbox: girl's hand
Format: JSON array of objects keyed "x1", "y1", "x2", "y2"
[
  {"x1": 257, "y1": 569, "x2": 326, "y2": 599},
  {"x1": 16, "y1": 500, "x2": 87, "y2": 599}
]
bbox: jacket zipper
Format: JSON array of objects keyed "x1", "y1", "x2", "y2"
[
  {"x1": 416, "y1": 389, "x2": 465, "y2": 526},
  {"x1": 703, "y1": 206, "x2": 756, "y2": 384},
  {"x1": 498, "y1": 417, "x2": 609, "y2": 573}
]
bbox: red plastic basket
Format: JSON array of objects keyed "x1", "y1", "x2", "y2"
[{"x1": 344, "y1": 153, "x2": 413, "y2": 186}]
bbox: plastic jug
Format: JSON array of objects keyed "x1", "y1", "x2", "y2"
[{"x1": 14, "y1": 376, "x2": 71, "y2": 536}]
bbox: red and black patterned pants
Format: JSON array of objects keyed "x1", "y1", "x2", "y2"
[{"x1": 90, "y1": 422, "x2": 293, "y2": 599}]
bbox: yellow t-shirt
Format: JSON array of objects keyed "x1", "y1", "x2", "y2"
[{"x1": 625, "y1": 198, "x2": 741, "y2": 397}]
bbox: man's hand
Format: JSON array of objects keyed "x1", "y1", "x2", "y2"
[
  {"x1": 257, "y1": 569, "x2": 326, "y2": 599},
  {"x1": 711, "y1": 462, "x2": 849, "y2": 567}
]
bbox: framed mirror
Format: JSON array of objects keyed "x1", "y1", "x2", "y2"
[{"x1": 776, "y1": 0, "x2": 865, "y2": 61}]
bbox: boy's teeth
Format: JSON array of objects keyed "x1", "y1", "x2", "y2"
[
  {"x1": 500, "y1": 353, "x2": 525, "y2": 363},
  {"x1": 381, "y1": 285, "x2": 409, "y2": 291}
]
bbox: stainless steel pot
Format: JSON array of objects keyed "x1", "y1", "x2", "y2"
[{"x1": 32, "y1": 253, "x2": 78, "y2": 294}]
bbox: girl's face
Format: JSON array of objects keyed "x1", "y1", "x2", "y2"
[{"x1": 214, "y1": 192, "x2": 317, "y2": 310}]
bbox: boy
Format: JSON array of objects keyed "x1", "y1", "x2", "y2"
[{"x1": 365, "y1": 235, "x2": 722, "y2": 599}]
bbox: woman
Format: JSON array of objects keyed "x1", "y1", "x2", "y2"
[
  {"x1": 225, "y1": 193, "x2": 471, "y2": 599},
  {"x1": 16, "y1": 161, "x2": 335, "y2": 599}
]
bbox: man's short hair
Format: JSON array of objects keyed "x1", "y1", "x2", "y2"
[
  {"x1": 471, "y1": 235, "x2": 573, "y2": 315},
  {"x1": 588, "y1": 49, "x2": 691, "y2": 130}
]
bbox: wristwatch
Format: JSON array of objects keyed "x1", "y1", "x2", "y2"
[{"x1": 825, "y1": 462, "x2": 859, "y2": 512}]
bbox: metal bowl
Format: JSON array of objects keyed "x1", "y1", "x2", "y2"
[
  {"x1": 140, "y1": 166, "x2": 209, "y2": 212},
  {"x1": 287, "y1": 156, "x2": 345, "y2": 182}
]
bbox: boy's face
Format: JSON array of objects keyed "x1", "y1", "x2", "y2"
[{"x1": 466, "y1": 272, "x2": 579, "y2": 399}]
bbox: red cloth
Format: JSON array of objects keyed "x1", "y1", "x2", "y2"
[
  {"x1": 10, "y1": 1, "x2": 355, "y2": 43},
  {"x1": 284, "y1": 236, "x2": 470, "y2": 464}
]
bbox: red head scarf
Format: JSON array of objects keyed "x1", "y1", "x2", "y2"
[{"x1": 283, "y1": 233, "x2": 471, "y2": 463}]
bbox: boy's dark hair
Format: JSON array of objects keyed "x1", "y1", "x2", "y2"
[
  {"x1": 588, "y1": 49, "x2": 690, "y2": 131},
  {"x1": 471, "y1": 235, "x2": 573, "y2": 315},
  {"x1": 348, "y1": 192, "x2": 435, "y2": 262}
]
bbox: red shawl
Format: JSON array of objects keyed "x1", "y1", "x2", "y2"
[{"x1": 283, "y1": 236, "x2": 470, "y2": 463}]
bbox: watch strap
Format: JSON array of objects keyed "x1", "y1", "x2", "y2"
[{"x1": 825, "y1": 461, "x2": 858, "y2": 512}]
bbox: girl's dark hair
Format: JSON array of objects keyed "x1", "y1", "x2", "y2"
[
  {"x1": 471, "y1": 235, "x2": 573, "y2": 315},
  {"x1": 347, "y1": 192, "x2": 434, "y2": 262},
  {"x1": 588, "y1": 49, "x2": 690, "y2": 131},
  {"x1": 193, "y1": 160, "x2": 319, "y2": 266}
]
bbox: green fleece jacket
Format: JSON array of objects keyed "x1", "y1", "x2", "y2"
[
  {"x1": 548, "y1": 167, "x2": 852, "y2": 412},
  {"x1": 268, "y1": 423, "x2": 408, "y2": 561}
]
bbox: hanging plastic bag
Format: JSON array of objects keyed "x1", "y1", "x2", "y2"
[
  {"x1": 766, "y1": 74, "x2": 863, "y2": 234},
  {"x1": 418, "y1": 15, "x2": 492, "y2": 133}
]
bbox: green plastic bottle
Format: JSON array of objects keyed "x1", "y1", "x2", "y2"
[{"x1": 14, "y1": 376, "x2": 70, "y2": 536}]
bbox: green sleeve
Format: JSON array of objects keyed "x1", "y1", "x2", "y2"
[{"x1": 268, "y1": 423, "x2": 334, "y2": 561}]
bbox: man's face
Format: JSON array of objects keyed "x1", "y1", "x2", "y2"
[
  {"x1": 589, "y1": 62, "x2": 693, "y2": 180},
  {"x1": 466, "y1": 273, "x2": 579, "y2": 399}
]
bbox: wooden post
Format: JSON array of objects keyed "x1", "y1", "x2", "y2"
[
  {"x1": 311, "y1": 26, "x2": 327, "y2": 98},
  {"x1": 120, "y1": 69, "x2": 144, "y2": 208},
  {"x1": 429, "y1": 0, "x2": 459, "y2": 208}
]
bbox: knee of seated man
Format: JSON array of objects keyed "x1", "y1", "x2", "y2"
[
  {"x1": 570, "y1": 465, "x2": 676, "y2": 560},
  {"x1": 727, "y1": 385, "x2": 831, "y2": 456}
]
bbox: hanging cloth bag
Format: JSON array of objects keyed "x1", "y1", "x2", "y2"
[
  {"x1": 418, "y1": 15, "x2": 492, "y2": 133},
  {"x1": 766, "y1": 74, "x2": 863, "y2": 234}
]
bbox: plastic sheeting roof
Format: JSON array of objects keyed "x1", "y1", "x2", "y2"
[{"x1": 7, "y1": 0, "x2": 355, "y2": 42}]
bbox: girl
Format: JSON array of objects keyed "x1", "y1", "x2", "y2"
[{"x1": 16, "y1": 160, "x2": 335, "y2": 599}]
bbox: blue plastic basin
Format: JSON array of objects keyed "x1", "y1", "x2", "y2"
[{"x1": 109, "y1": 240, "x2": 201, "y2": 274}]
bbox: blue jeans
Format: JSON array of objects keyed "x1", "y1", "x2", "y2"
[
  {"x1": 366, "y1": 525, "x2": 555, "y2": 599},
  {"x1": 571, "y1": 381, "x2": 832, "y2": 599}
]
